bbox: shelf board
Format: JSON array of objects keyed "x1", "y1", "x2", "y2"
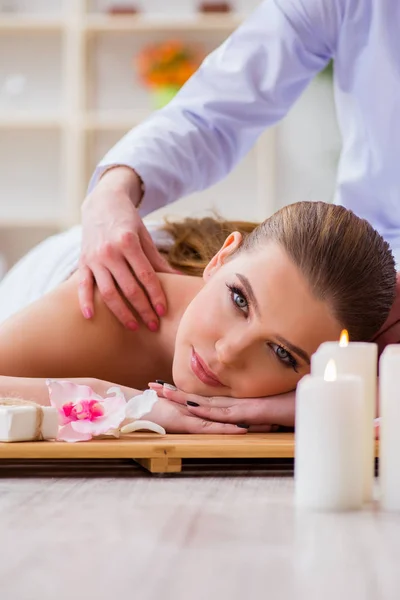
[
  {"x1": 0, "y1": 15, "x2": 65, "y2": 32},
  {"x1": 0, "y1": 110, "x2": 147, "y2": 131},
  {"x1": 85, "y1": 14, "x2": 243, "y2": 33},
  {"x1": 84, "y1": 110, "x2": 150, "y2": 130},
  {"x1": 0, "y1": 113, "x2": 65, "y2": 129},
  {"x1": 0, "y1": 218, "x2": 62, "y2": 229}
]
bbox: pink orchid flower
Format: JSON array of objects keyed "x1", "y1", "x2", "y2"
[{"x1": 47, "y1": 380, "x2": 127, "y2": 443}]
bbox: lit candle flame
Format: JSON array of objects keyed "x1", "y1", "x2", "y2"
[
  {"x1": 324, "y1": 359, "x2": 337, "y2": 382},
  {"x1": 339, "y1": 329, "x2": 349, "y2": 347}
]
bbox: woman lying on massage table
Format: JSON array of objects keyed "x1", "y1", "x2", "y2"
[{"x1": 0, "y1": 201, "x2": 395, "y2": 433}]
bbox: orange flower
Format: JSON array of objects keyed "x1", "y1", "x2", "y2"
[{"x1": 135, "y1": 40, "x2": 202, "y2": 90}]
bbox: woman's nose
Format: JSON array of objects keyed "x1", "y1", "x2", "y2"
[{"x1": 215, "y1": 336, "x2": 248, "y2": 367}]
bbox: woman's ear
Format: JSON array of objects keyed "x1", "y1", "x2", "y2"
[{"x1": 203, "y1": 232, "x2": 242, "y2": 281}]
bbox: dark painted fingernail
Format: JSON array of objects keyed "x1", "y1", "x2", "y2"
[
  {"x1": 155, "y1": 380, "x2": 167, "y2": 385},
  {"x1": 187, "y1": 401, "x2": 200, "y2": 407},
  {"x1": 237, "y1": 423, "x2": 249, "y2": 429}
]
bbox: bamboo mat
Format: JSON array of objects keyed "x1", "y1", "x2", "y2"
[{"x1": 0, "y1": 433, "x2": 379, "y2": 473}]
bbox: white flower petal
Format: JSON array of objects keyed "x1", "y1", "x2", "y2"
[
  {"x1": 57, "y1": 423, "x2": 92, "y2": 443},
  {"x1": 88, "y1": 403, "x2": 127, "y2": 436},
  {"x1": 120, "y1": 420, "x2": 166, "y2": 435},
  {"x1": 106, "y1": 386, "x2": 126, "y2": 401},
  {"x1": 125, "y1": 389, "x2": 159, "y2": 420}
]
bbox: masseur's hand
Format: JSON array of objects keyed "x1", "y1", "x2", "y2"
[
  {"x1": 149, "y1": 382, "x2": 295, "y2": 432},
  {"x1": 80, "y1": 166, "x2": 176, "y2": 331}
]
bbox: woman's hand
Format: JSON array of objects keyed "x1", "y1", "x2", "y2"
[
  {"x1": 79, "y1": 166, "x2": 176, "y2": 331},
  {"x1": 148, "y1": 382, "x2": 295, "y2": 432},
  {"x1": 145, "y1": 396, "x2": 249, "y2": 434}
]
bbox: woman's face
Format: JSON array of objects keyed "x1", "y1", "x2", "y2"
[{"x1": 172, "y1": 234, "x2": 343, "y2": 397}]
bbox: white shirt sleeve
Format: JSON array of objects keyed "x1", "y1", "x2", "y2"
[{"x1": 89, "y1": 0, "x2": 344, "y2": 215}]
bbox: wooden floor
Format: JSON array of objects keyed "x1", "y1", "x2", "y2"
[{"x1": 0, "y1": 459, "x2": 399, "y2": 600}]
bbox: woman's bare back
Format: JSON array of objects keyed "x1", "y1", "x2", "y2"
[{"x1": 0, "y1": 272, "x2": 195, "y2": 389}]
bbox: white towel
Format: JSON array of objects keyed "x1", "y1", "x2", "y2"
[{"x1": 0, "y1": 222, "x2": 173, "y2": 325}]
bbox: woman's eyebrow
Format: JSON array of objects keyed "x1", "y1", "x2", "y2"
[{"x1": 274, "y1": 335, "x2": 311, "y2": 365}]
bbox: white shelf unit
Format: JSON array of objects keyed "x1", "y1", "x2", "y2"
[
  {"x1": 0, "y1": 0, "x2": 275, "y2": 269},
  {"x1": 84, "y1": 14, "x2": 245, "y2": 33}
]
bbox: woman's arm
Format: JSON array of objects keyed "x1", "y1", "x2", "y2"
[
  {"x1": 0, "y1": 376, "x2": 140, "y2": 406},
  {"x1": 0, "y1": 272, "x2": 137, "y2": 384},
  {"x1": 0, "y1": 375, "x2": 248, "y2": 434}
]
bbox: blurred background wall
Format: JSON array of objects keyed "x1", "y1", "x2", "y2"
[{"x1": 0, "y1": 0, "x2": 341, "y2": 274}]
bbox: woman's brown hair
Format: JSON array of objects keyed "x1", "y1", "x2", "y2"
[
  {"x1": 161, "y1": 202, "x2": 396, "y2": 341},
  {"x1": 161, "y1": 216, "x2": 259, "y2": 276}
]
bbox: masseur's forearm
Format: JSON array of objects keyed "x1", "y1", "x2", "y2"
[
  {"x1": 89, "y1": 0, "x2": 332, "y2": 210},
  {"x1": 0, "y1": 376, "x2": 141, "y2": 407}
]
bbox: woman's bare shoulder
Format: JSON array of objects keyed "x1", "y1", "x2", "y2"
[{"x1": 0, "y1": 271, "x2": 138, "y2": 379}]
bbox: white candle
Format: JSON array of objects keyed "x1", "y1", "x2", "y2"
[
  {"x1": 295, "y1": 361, "x2": 364, "y2": 510},
  {"x1": 379, "y1": 345, "x2": 400, "y2": 510},
  {"x1": 311, "y1": 334, "x2": 377, "y2": 502}
]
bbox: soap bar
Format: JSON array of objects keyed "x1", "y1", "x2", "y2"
[{"x1": 0, "y1": 405, "x2": 58, "y2": 442}]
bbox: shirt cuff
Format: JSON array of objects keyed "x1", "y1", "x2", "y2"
[{"x1": 87, "y1": 163, "x2": 145, "y2": 209}]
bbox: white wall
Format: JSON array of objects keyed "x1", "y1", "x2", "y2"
[{"x1": 276, "y1": 73, "x2": 341, "y2": 209}]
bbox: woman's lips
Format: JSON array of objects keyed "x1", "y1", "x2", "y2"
[{"x1": 190, "y1": 348, "x2": 224, "y2": 388}]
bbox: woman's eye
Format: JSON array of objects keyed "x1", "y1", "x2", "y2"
[
  {"x1": 270, "y1": 343, "x2": 298, "y2": 372},
  {"x1": 276, "y1": 346, "x2": 289, "y2": 360},
  {"x1": 226, "y1": 284, "x2": 249, "y2": 314},
  {"x1": 233, "y1": 291, "x2": 248, "y2": 310}
]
